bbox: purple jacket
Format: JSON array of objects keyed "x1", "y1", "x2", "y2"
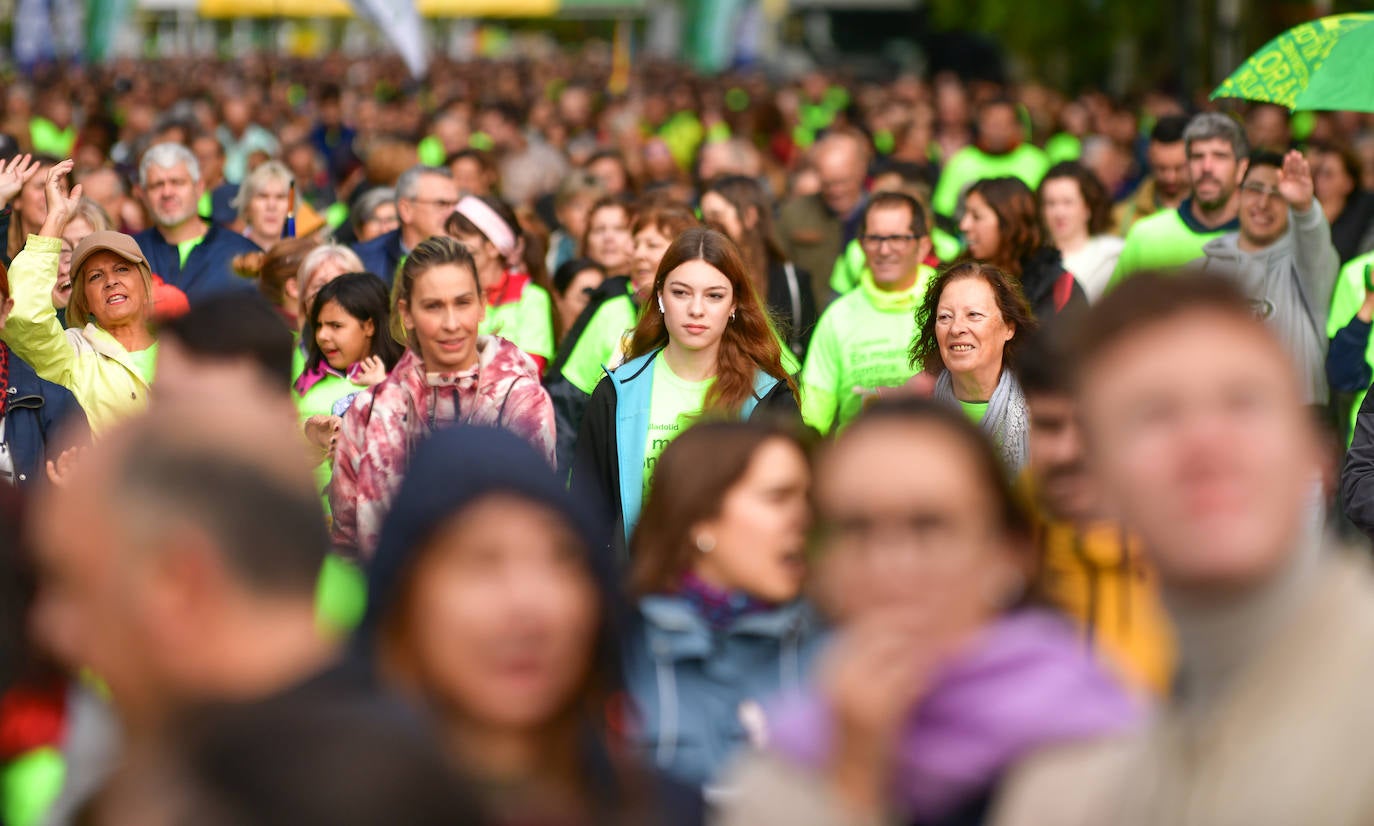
[{"x1": 768, "y1": 610, "x2": 1140, "y2": 822}]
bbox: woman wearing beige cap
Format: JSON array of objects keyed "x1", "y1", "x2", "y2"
[{"x1": 3, "y1": 159, "x2": 157, "y2": 432}]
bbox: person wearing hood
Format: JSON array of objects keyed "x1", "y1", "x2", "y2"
[
  {"x1": 719, "y1": 398, "x2": 1139, "y2": 826},
  {"x1": 357, "y1": 425, "x2": 703, "y2": 826},
  {"x1": 570, "y1": 227, "x2": 800, "y2": 558},
  {"x1": 329, "y1": 236, "x2": 555, "y2": 560},
  {"x1": 960, "y1": 177, "x2": 1086, "y2": 327},
  {"x1": 5, "y1": 160, "x2": 158, "y2": 432},
  {"x1": 1200, "y1": 149, "x2": 1337, "y2": 407},
  {"x1": 623, "y1": 421, "x2": 823, "y2": 791}
]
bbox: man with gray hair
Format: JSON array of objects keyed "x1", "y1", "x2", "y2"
[
  {"x1": 131, "y1": 142, "x2": 259, "y2": 304},
  {"x1": 1108, "y1": 112, "x2": 1249, "y2": 287},
  {"x1": 352, "y1": 165, "x2": 457, "y2": 285}
]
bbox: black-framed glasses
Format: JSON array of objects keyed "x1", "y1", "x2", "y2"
[{"x1": 859, "y1": 233, "x2": 922, "y2": 249}]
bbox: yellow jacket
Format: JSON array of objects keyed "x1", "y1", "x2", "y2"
[
  {"x1": 4, "y1": 236, "x2": 149, "y2": 433},
  {"x1": 1033, "y1": 516, "x2": 1176, "y2": 696}
]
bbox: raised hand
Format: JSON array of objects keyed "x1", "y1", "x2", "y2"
[
  {"x1": 0, "y1": 154, "x2": 41, "y2": 208},
  {"x1": 351, "y1": 355, "x2": 387, "y2": 387},
  {"x1": 1277, "y1": 149, "x2": 1315, "y2": 212},
  {"x1": 303, "y1": 414, "x2": 342, "y2": 461},
  {"x1": 38, "y1": 159, "x2": 83, "y2": 238}
]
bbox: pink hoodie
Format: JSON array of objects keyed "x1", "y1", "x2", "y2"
[{"x1": 329, "y1": 336, "x2": 555, "y2": 559}]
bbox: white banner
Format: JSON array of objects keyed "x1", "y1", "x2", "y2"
[{"x1": 349, "y1": 0, "x2": 430, "y2": 79}]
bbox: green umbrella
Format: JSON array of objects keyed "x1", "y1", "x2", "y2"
[{"x1": 1212, "y1": 13, "x2": 1374, "y2": 112}]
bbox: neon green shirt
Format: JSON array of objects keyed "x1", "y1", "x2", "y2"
[
  {"x1": 642, "y1": 352, "x2": 712, "y2": 494},
  {"x1": 1108, "y1": 205, "x2": 1231, "y2": 289},
  {"x1": 0, "y1": 747, "x2": 63, "y2": 826},
  {"x1": 29, "y1": 117, "x2": 75, "y2": 157},
  {"x1": 177, "y1": 235, "x2": 205, "y2": 269},
  {"x1": 561, "y1": 287, "x2": 639, "y2": 395},
  {"x1": 417, "y1": 134, "x2": 446, "y2": 167},
  {"x1": 959, "y1": 399, "x2": 989, "y2": 423},
  {"x1": 1326, "y1": 250, "x2": 1374, "y2": 444},
  {"x1": 932, "y1": 144, "x2": 1050, "y2": 219},
  {"x1": 481, "y1": 282, "x2": 555, "y2": 364},
  {"x1": 127, "y1": 343, "x2": 159, "y2": 386},
  {"x1": 801, "y1": 265, "x2": 934, "y2": 434},
  {"x1": 1044, "y1": 133, "x2": 1082, "y2": 164}
]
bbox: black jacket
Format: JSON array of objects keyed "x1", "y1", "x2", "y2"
[
  {"x1": 570, "y1": 352, "x2": 801, "y2": 559},
  {"x1": 1021, "y1": 247, "x2": 1088, "y2": 325},
  {"x1": 1343, "y1": 388, "x2": 1374, "y2": 538},
  {"x1": 765, "y1": 259, "x2": 819, "y2": 361}
]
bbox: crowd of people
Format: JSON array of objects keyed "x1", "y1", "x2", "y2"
[{"x1": 5, "y1": 47, "x2": 1374, "y2": 825}]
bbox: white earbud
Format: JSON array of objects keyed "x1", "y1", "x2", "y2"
[{"x1": 658, "y1": 296, "x2": 665, "y2": 313}]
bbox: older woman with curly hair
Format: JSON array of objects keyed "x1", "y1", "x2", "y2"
[{"x1": 910, "y1": 260, "x2": 1038, "y2": 472}]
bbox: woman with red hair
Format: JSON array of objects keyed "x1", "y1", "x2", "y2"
[{"x1": 571, "y1": 227, "x2": 799, "y2": 555}]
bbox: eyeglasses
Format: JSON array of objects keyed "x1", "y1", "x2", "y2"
[
  {"x1": 1239, "y1": 182, "x2": 1282, "y2": 201},
  {"x1": 859, "y1": 233, "x2": 921, "y2": 249},
  {"x1": 409, "y1": 197, "x2": 460, "y2": 210}
]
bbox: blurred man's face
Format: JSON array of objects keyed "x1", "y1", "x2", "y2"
[
  {"x1": 1078, "y1": 311, "x2": 1320, "y2": 593},
  {"x1": 30, "y1": 447, "x2": 166, "y2": 725},
  {"x1": 397, "y1": 174, "x2": 459, "y2": 243},
  {"x1": 1188, "y1": 137, "x2": 1245, "y2": 211},
  {"x1": 978, "y1": 104, "x2": 1021, "y2": 154},
  {"x1": 191, "y1": 137, "x2": 225, "y2": 187},
  {"x1": 814, "y1": 138, "x2": 866, "y2": 217},
  {"x1": 1027, "y1": 392, "x2": 1098, "y2": 523},
  {"x1": 142, "y1": 162, "x2": 203, "y2": 230},
  {"x1": 1148, "y1": 140, "x2": 1188, "y2": 203},
  {"x1": 1238, "y1": 164, "x2": 1290, "y2": 249}
]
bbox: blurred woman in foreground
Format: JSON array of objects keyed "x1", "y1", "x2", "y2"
[
  {"x1": 360, "y1": 425, "x2": 703, "y2": 826},
  {"x1": 721, "y1": 399, "x2": 1137, "y2": 826}
]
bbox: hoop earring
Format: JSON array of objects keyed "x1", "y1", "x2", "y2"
[{"x1": 730, "y1": 310, "x2": 736, "y2": 322}]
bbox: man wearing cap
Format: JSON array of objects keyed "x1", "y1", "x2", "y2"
[
  {"x1": 4, "y1": 160, "x2": 157, "y2": 431},
  {"x1": 131, "y1": 142, "x2": 259, "y2": 305}
]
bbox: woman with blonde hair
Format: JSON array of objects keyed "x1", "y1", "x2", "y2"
[{"x1": 231, "y1": 160, "x2": 293, "y2": 250}]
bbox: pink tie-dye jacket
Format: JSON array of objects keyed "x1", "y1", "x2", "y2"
[{"x1": 329, "y1": 336, "x2": 556, "y2": 559}]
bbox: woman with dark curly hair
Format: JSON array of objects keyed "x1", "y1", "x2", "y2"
[
  {"x1": 910, "y1": 260, "x2": 1038, "y2": 472},
  {"x1": 960, "y1": 176, "x2": 1086, "y2": 324}
]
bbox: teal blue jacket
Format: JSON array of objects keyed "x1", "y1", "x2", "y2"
[{"x1": 569, "y1": 349, "x2": 800, "y2": 559}]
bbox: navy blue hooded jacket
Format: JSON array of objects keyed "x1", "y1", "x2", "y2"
[
  {"x1": 357, "y1": 424, "x2": 703, "y2": 826},
  {"x1": 3, "y1": 344, "x2": 88, "y2": 487}
]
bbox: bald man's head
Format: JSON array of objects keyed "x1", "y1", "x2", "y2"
[{"x1": 812, "y1": 130, "x2": 871, "y2": 216}]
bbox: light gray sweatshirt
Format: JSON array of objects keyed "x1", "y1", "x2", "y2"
[{"x1": 1200, "y1": 205, "x2": 1338, "y2": 404}]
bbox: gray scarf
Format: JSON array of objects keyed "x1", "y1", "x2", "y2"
[{"x1": 934, "y1": 368, "x2": 1029, "y2": 474}]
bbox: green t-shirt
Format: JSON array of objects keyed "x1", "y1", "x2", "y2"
[
  {"x1": 1326, "y1": 250, "x2": 1374, "y2": 445},
  {"x1": 1044, "y1": 132, "x2": 1082, "y2": 164},
  {"x1": 177, "y1": 235, "x2": 205, "y2": 269},
  {"x1": 642, "y1": 352, "x2": 712, "y2": 494},
  {"x1": 481, "y1": 282, "x2": 556, "y2": 363},
  {"x1": 801, "y1": 265, "x2": 934, "y2": 434},
  {"x1": 932, "y1": 144, "x2": 1051, "y2": 219},
  {"x1": 417, "y1": 134, "x2": 446, "y2": 167},
  {"x1": 959, "y1": 399, "x2": 989, "y2": 423},
  {"x1": 128, "y1": 343, "x2": 159, "y2": 386},
  {"x1": 1107, "y1": 206, "x2": 1230, "y2": 289},
  {"x1": 561, "y1": 287, "x2": 640, "y2": 395},
  {"x1": 29, "y1": 117, "x2": 76, "y2": 157}
]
